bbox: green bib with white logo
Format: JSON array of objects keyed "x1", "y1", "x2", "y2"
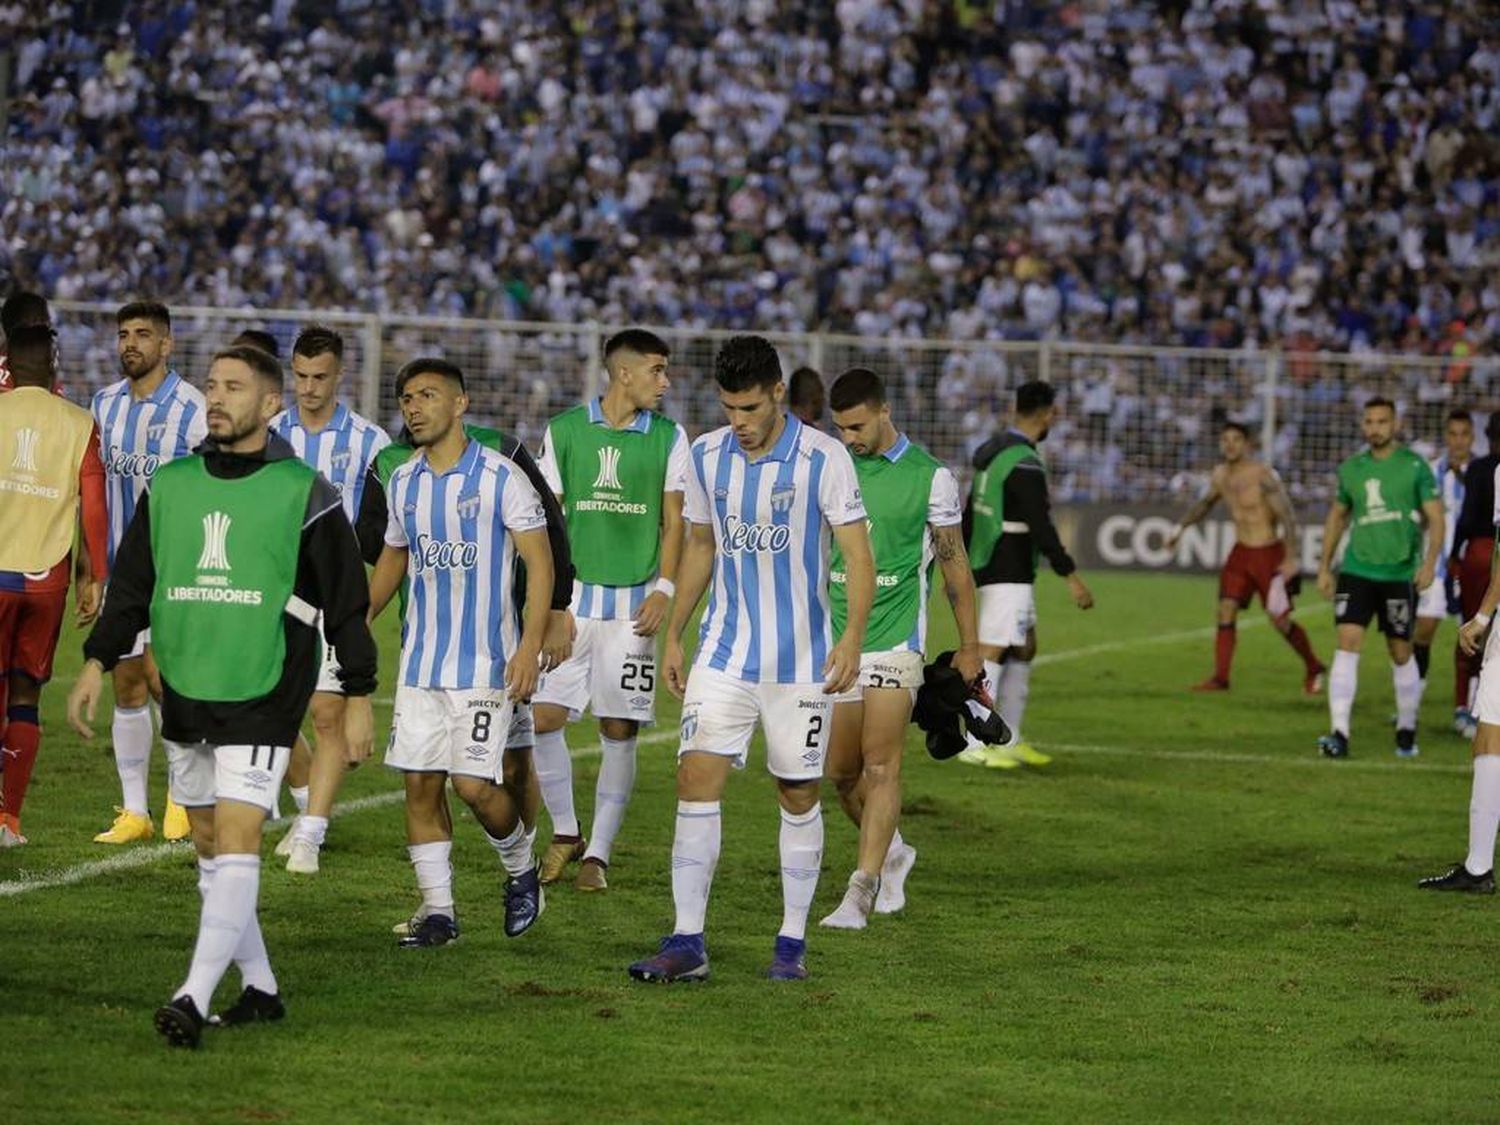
[
  {"x1": 967, "y1": 443, "x2": 1040, "y2": 571},
  {"x1": 149, "y1": 456, "x2": 315, "y2": 701},
  {"x1": 1336, "y1": 447, "x2": 1438, "y2": 581},
  {"x1": 545, "y1": 405, "x2": 677, "y2": 587}
]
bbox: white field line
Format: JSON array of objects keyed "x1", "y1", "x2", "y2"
[{"x1": 1045, "y1": 741, "x2": 1472, "y2": 775}]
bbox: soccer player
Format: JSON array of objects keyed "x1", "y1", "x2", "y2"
[
  {"x1": 0, "y1": 326, "x2": 110, "y2": 845},
  {"x1": 91, "y1": 301, "x2": 207, "y2": 844},
  {"x1": 0, "y1": 291, "x2": 54, "y2": 391},
  {"x1": 1413, "y1": 409, "x2": 1472, "y2": 729},
  {"x1": 819, "y1": 368, "x2": 980, "y2": 928},
  {"x1": 788, "y1": 366, "x2": 826, "y2": 430},
  {"x1": 1167, "y1": 421, "x2": 1325, "y2": 694},
  {"x1": 67, "y1": 343, "x2": 376, "y2": 1047},
  {"x1": 960, "y1": 380, "x2": 1093, "y2": 769},
  {"x1": 1315, "y1": 397, "x2": 1443, "y2": 759},
  {"x1": 627, "y1": 335, "x2": 874, "y2": 984},
  {"x1": 531, "y1": 328, "x2": 688, "y2": 891},
  {"x1": 1448, "y1": 414, "x2": 1500, "y2": 736},
  {"x1": 267, "y1": 325, "x2": 390, "y2": 874},
  {"x1": 367, "y1": 358, "x2": 555, "y2": 949}
]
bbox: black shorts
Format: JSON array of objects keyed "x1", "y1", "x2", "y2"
[{"x1": 1334, "y1": 573, "x2": 1415, "y2": 640}]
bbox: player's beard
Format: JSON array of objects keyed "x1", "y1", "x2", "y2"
[
  {"x1": 209, "y1": 411, "x2": 262, "y2": 446},
  {"x1": 119, "y1": 351, "x2": 156, "y2": 380}
]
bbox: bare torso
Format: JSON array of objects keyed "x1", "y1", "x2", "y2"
[{"x1": 1217, "y1": 459, "x2": 1280, "y2": 548}]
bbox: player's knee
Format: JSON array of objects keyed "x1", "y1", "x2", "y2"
[
  {"x1": 113, "y1": 663, "x2": 149, "y2": 708},
  {"x1": 310, "y1": 700, "x2": 345, "y2": 740},
  {"x1": 532, "y1": 704, "x2": 567, "y2": 735},
  {"x1": 6, "y1": 672, "x2": 40, "y2": 708},
  {"x1": 978, "y1": 644, "x2": 1003, "y2": 663},
  {"x1": 450, "y1": 776, "x2": 495, "y2": 809},
  {"x1": 861, "y1": 756, "x2": 900, "y2": 790},
  {"x1": 599, "y1": 717, "x2": 638, "y2": 741},
  {"x1": 776, "y1": 778, "x2": 820, "y2": 815}
]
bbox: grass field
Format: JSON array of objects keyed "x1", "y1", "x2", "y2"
[{"x1": 5, "y1": 570, "x2": 1497, "y2": 1124}]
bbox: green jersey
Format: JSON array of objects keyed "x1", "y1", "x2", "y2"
[
  {"x1": 1336, "y1": 446, "x2": 1438, "y2": 581},
  {"x1": 831, "y1": 434, "x2": 962, "y2": 653},
  {"x1": 149, "y1": 456, "x2": 316, "y2": 701},
  {"x1": 537, "y1": 398, "x2": 687, "y2": 620}
]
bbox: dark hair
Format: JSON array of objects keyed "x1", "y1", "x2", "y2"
[
  {"x1": 212, "y1": 344, "x2": 283, "y2": 389},
  {"x1": 1015, "y1": 380, "x2": 1057, "y2": 416},
  {"x1": 5, "y1": 324, "x2": 56, "y2": 387},
  {"x1": 116, "y1": 300, "x2": 171, "y2": 332},
  {"x1": 1, "y1": 291, "x2": 50, "y2": 336},
  {"x1": 293, "y1": 324, "x2": 344, "y2": 362},
  {"x1": 395, "y1": 357, "x2": 465, "y2": 396},
  {"x1": 828, "y1": 367, "x2": 885, "y2": 412},
  {"x1": 604, "y1": 328, "x2": 670, "y2": 366},
  {"x1": 232, "y1": 329, "x2": 280, "y2": 358},
  {"x1": 790, "y1": 366, "x2": 828, "y2": 411},
  {"x1": 714, "y1": 335, "x2": 782, "y2": 393},
  {"x1": 1363, "y1": 396, "x2": 1396, "y2": 414},
  {"x1": 1446, "y1": 408, "x2": 1474, "y2": 427},
  {"x1": 1222, "y1": 420, "x2": 1251, "y2": 439}
]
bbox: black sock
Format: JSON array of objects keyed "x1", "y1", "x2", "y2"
[{"x1": 1414, "y1": 643, "x2": 1431, "y2": 681}]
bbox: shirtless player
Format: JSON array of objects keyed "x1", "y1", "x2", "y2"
[{"x1": 1168, "y1": 421, "x2": 1326, "y2": 694}]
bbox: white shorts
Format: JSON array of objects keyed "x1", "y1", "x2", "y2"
[
  {"x1": 1415, "y1": 578, "x2": 1453, "y2": 621},
  {"x1": 677, "y1": 666, "x2": 832, "y2": 781},
  {"x1": 830, "y1": 648, "x2": 925, "y2": 704},
  {"x1": 385, "y1": 685, "x2": 514, "y2": 782},
  {"x1": 164, "y1": 740, "x2": 290, "y2": 814},
  {"x1": 122, "y1": 628, "x2": 150, "y2": 662},
  {"x1": 1476, "y1": 627, "x2": 1500, "y2": 725},
  {"x1": 533, "y1": 616, "x2": 656, "y2": 723},
  {"x1": 978, "y1": 583, "x2": 1036, "y2": 648},
  {"x1": 507, "y1": 703, "x2": 535, "y2": 751}
]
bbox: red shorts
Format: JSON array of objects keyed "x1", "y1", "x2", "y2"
[
  {"x1": 1459, "y1": 537, "x2": 1494, "y2": 621},
  {"x1": 0, "y1": 591, "x2": 68, "y2": 683},
  {"x1": 1220, "y1": 542, "x2": 1294, "y2": 617}
]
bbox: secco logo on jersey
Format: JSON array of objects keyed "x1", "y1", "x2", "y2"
[
  {"x1": 107, "y1": 446, "x2": 161, "y2": 480},
  {"x1": 413, "y1": 532, "x2": 479, "y2": 572},
  {"x1": 721, "y1": 515, "x2": 791, "y2": 554}
]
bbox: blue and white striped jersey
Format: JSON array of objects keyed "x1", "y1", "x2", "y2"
[
  {"x1": 91, "y1": 371, "x2": 207, "y2": 566},
  {"x1": 1430, "y1": 454, "x2": 1468, "y2": 575},
  {"x1": 684, "y1": 416, "x2": 867, "y2": 685},
  {"x1": 271, "y1": 402, "x2": 390, "y2": 524},
  {"x1": 385, "y1": 439, "x2": 549, "y2": 690}
]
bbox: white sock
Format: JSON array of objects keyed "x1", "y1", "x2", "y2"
[
  {"x1": 778, "y1": 804, "x2": 824, "y2": 941},
  {"x1": 1393, "y1": 658, "x2": 1421, "y2": 731},
  {"x1": 113, "y1": 705, "x2": 153, "y2": 815},
  {"x1": 1465, "y1": 756, "x2": 1500, "y2": 875},
  {"x1": 1329, "y1": 650, "x2": 1359, "y2": 737},
  {"x1": 998, "y1": 661, "x2": 1032, "y2": 740},
  {"x1": 233, "y1": 910, "x2": 277, "y2": 995},
  {"x1": 179, "y1": 854, "x2": 260, "y2": 1013},
  {"x1": 290, "y1": 786, "x2": 310, "y2": 814},
  {"x1": 298, "y1": 815, "x2": 329, "y2": 848},
  {"x1": 671, "y1": 800, "x2": 721, "y2": 935},
  {"x1": 408, "y1": 841, "x2": 454, "y2": 917},
  {"x1": 524, "y1": 824, "x2": 537, "y2": 855},
  {"x1": 884, "y1": 829, "x2": 906, "y2": 866},
  {"x1": 196, "y1": 856, "x2": 217, "y2": 900},
  {"x1": 486, "y1": 821, "x2": 534, "y2": 878},
  {"x1": 533, "y1": 728, "x2": 579, "y2": 837},
  {"x1": 983, "y1": 659, "x2": 1002, "y2": 702},
  {"x1": 584, "y1": 735, "x2": 637, "y2": 865}
]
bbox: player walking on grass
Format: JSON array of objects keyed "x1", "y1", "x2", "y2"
[
  {"x1": 1316, "y1": 397, "x2": 1443, "y2": 759},
  {"x1": 960, "y1": 380, "x2": 1093, "y2": 770},
  {"x1": 819, "y1": 368, "x2": 980, "y2": 929},
  {"x1": 1447, "y1": 414, "x2": 1500, "y2": 737},
  {"x1": 0, "y1": 327, "x2": 109, "y2": 846},
  {"x1": 628, "y1": 335, "x2": 873, "y2": 984},
  {"x1": 367, "y1": 359, "x2": 554, "y2": 949},
  {"x1": 1168, "y1": 421, "x2": 1325, "y2": 695},
  {"x1": 67, "y1": 344, "x2": 377, "y2": 1048},
  {"x1": 267, "y1": 326, "x2": 390, "y2": 875},
  {"x1": 1412, "y1": 409, "x2": 1472, "y2": 733},
  {"x1": 531, "y1": 329, "x2": 688, "y2": 892},
  {"x1": 91, "y1": 301, "x2": 207, "y2": 845}
]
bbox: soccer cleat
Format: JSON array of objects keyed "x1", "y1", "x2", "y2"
[
  {"x1": 398, "y1": 912, "x2": 460, "y2": 948},
  {"x1": 93, "y1": 807, "x2": 154, "y2": 844},
  {"x1": 1417, "y1": 863, "x2": 1496, "y2": 893},
  {"x1": 214, "y1": 986, "x2": 285, "y2": 1027},
  {"x1": 875, "y1": 843, "x2": 916, "y2": 915},
  {"x1": 162, "y1": 796, "x2": 190, "y2": 841},
  {"x1": 538, "y1": 834, "x2": 585, "y2": 884},
  {"x1": 819, "y1": 873, "x2": 877, "y2": 930},
  {"x1": 1317, "y1": 731, "x2": 1349, "y2": 759},
  {"x1": 503, "y1": 866, "x2": 545, "y2": 937},
  {"x1": 955, "y1": 745, "x2": 990, "y2": 767},
  {"x1": 391, "y1": 908, "x2": 427, "y2": 936},
  {"x1": 0, "y1": 812, "x2": 27, "y2": 848},
  {"x1": 274, "y1": 817, "x2": 302, "y2": 858},
  {"x1": 767, "y1": 935, "x2": 808, "y2": 981},
  {"x1": 628, "y1": 933, "x2": 710, "y2": 983},
  {"x1": 285, "y1": 837, "x2": 320, "y2": 875},
  {"x1": 1455, "y1": 709, "x2": 1479, "y2": 739},
  {"x1": 1191, "y1": 677, "x2": 1230, "y2": 692},
  {"x1": 1303, "y1": 667, "x2": 1326, "y2": 696},
  {"x1": 153, "y1": 995, "x2": 206, "y2": 1048},
  {"x1": 575, "y1": 858, "x2": 608, "y2": 892},
  {"x1": 1395, "y1": 728, "x2": 1419, "y2": 758},
  {"x1": 1004, "y1": 741, "x2": 1052, "y2": 767}
]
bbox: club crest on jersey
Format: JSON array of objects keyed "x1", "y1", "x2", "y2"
[
  {"x1": 456, "y1": 493, "x2": 482, "y2": 521},
  {"x1": 147, "y1": 423, "x2": 168, "y2": 442},
  {"x1": 769, "y1": 483, "x2": 796, "y2": 512},
  {"x1": 331, "y1": 451, "x2": 353, "y2": 472},
  {"x1": 413, "y1": 532, "x2": 479, "y2": 572},
  {"x1": 680, "y1": 708, "x2": 699, "y2": 744},
  {"x1": 721, "y1": 515, "x2": 791, "y2": 554},
  {"x1": 593, "y1": 445, "x2": 623, "y2": 490}
]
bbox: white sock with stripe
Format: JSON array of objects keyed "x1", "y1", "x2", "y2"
[
  {"x1": 778, "y1": 804, "x2": 824, "y2": 941},
  {"x1": 533, "y1": 728, "x2": 579, "y2": 837},
  {"x1": 671, "y1": 800, "x2": 721, "y2": 935},
  {"x1": 179, "y1": 854, "x2": 261, "y2": 1013},
  {"x1": 112, "y1": 704, "x2": 153, "y2": 816},
  {"x1": 584, "y1": 735, "x2": 637, "y2": 865}
]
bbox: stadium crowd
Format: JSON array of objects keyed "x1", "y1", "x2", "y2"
[{"x1": 3, "y1": 0, "x2": 1499, "y2": 359}]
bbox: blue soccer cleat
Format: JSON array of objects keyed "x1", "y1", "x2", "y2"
[
  {"x1": 766, "y1": 935, "x2": 808, "y2": 981},
  {"x1": 503, "y1": 866, "x2": 545, "y2": 937},
  {"x1": 628, "y1": 933, "x2": 710, "y2": 983},
  {"x1": 398, "y1": 912, "x2": 460, "y2": 948}
]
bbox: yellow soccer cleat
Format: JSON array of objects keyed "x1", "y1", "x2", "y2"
[
  {"x1": 163, "y1": 796, "x2": 190, "y2": 841},
  {"x1": 93, "y1": 807, "x2": 155, "y2": 844},
  {"x1": 1004, "y1": 741, "x2": 1052, "y2": 767}
]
